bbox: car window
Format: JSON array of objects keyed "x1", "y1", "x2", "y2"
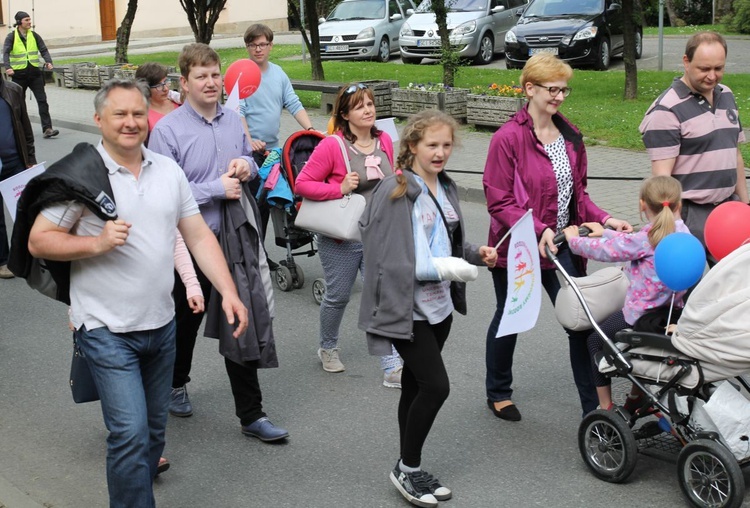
[
  {"x1": 389, "y1": 0, "x2": 400, "y2": 16},
  {"x1": 524, "y1": 0, "x2": 602, "y2": 17},
  {"x1": 396, "y1": 0, "x2": 415, "y2": 13},
  {"x1": 415, "y1": 0, "x2": 488, "y2": 13},
  {"x1": 328, "y1": 0, "x2": 387, "y2": 20},
  {"x1": 507, "y1": 0, "x2": 527, "y2": 7}
]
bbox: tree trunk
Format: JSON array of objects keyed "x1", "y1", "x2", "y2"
[
  {"x1": 665, "y1": 0, "x2": 678, "y2": 26},
  {"x1": 114, "y1": 0, "x2": 138, "y2": 64},
  {"x1": 432, "y1": 0, "x2": 457, "y2": 87},
  {"x1": 715, "y1": 0, "x2": 732, "y2": 21},
  {"x1": 622, "y1": 0, "x2": 638, "y2": 100},
  {"x1": 303, "y1": 0, "x2": 326, "y2": 80},
  {"x1": 178, "y1": 0, "x2": 227, "y2": 44}
]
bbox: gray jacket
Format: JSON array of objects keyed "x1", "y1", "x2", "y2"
[{"x1": 358, "y1": 170, "x2": 482, "y2": 356}]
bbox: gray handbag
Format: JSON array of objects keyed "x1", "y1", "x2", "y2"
[
  {"x1": 295, "y1": 136, "x2": 366, "y2": 242},
  {"x1": 554, "y1": 266, "x2": 629, "y2": 331}
]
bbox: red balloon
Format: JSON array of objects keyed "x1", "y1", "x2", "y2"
[
  {"x1": 224, "y1": 59, "x2": 261, "y2": 99},
  {"x1": 704, "y1": 201, "x2": 750, "y2": 261}
]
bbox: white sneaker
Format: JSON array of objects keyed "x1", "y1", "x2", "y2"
[
  {"x1": 318, "y1": 348, "x2": 345, "y2": 373},
  {"x1": 0, "y1": 265, "x2": 15, "y2": 279},
  {"x1": 383, "y1": 366, "x2": 402, "y2": 389}
]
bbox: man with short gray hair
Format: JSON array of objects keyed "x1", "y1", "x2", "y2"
[{"x1": 27, "y1": 78, "x2": 247, "y2": 508}]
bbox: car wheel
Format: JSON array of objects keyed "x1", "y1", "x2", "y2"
[
  {"x1": 594, "y1": 37, "x2": 610, "y2": 70},
  {"x1": 473, "y1": 33, "x2": 494, "y2": 65},
  {"x1": 634, "y1": 30, "x2": 643, "y2": 59},
  {"x1": 375, "y1": 36, "x2": 390, "y2": 62},
  {"x1": 401, "y1": 55, "x2": 422, "y2": 64}
]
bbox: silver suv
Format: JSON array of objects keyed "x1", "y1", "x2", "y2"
[{"x1": 398, "y1": 0, "x2": 528, "y2": 65}]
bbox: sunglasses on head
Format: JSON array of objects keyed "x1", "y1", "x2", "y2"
[{"x1": 343, "y1": 83, "x2": 368, "y2": 96}]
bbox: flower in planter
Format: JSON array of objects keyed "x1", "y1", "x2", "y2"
[
  {"x1": 406, "y1": 82, "x2": 456, "y2": 92},
  {"x1": 470, "y1": 83, "x2": 524, "y2": 98}
]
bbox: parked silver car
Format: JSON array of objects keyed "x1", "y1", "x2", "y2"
[
  {"x1": 318, "y1": 0, "x2": 417, "y2": 62},
  {"x1": 399, "y1": 0, "x2": 528, "y2": 65}
]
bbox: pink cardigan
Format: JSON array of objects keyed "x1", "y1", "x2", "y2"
[{"x1": 295, "y1": 131, "x2": 394, "y2": 200}]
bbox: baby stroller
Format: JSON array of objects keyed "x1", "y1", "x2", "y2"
[
  {"x1": 547, "y1": 232, "x2": 750, "y2": 508},
  {"x1": 257, "y1": 130, "x2": 326, "y2": 296}
]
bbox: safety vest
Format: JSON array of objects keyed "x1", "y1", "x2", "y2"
[{"x1": 9, "y1": 29, "x2": 40, "y2": 70}]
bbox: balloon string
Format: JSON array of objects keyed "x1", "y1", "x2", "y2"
[{"x1": 665, "y1": 292, "x2": 675, "y2": 336}]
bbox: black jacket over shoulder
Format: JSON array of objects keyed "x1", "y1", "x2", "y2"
[{"x1": 8, "y1": 143, "x2": 117, "y2": 303}]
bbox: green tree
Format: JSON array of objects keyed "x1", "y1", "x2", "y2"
[
  {"x1": 431, "y1": 0, "x2": 461, "y2": 87},
  {"x1": 114, "y1": 0, "x2": 138, "y2": 64}
]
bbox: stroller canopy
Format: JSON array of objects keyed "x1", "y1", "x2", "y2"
[{"x1": 672, "y1": 243, "x2": 750, "y2": 377}]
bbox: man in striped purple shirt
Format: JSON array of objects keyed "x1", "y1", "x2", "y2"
[{"x1": 640, "y1": 31, "x2": 748, "y2": 258}]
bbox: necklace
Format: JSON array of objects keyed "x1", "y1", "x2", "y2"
[{"x1": 354, "y1": 138, "x2": 374, "y2": 149}]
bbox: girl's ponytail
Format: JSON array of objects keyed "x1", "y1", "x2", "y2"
[{"x1": 640, "y1": 176, "x2": 683, "y2": 247}]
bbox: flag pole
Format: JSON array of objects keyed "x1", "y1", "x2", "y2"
[{"x1": 494, "y1": 209, "x2": 533, "y2": 250}]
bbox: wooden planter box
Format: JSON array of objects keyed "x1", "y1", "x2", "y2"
[
  {"x1": 98, "y1": 64, "x2": 124, "y2": 83},
  {"x1": 76, "y1": 67, "x2": 102, "y2": 89},
  {"x1": 113, "y1": 67, "x2": 138, "y2": 80},
  {"x1": 391, "y1": 88, "x2": 469, "y2": 121},
  {"x1": 56, "y1": 62, "x2": 96, "y2": 88},
  {"x1": 466, "y1": 94, "x2": 525, "y2": 127}
]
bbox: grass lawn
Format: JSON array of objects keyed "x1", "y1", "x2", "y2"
[
  {"x1": 642, "y1": 24, "x2": 732, "y2": 36},
  {"x1": 59, "y1": 41, "x2": 750, "y2": 160}
]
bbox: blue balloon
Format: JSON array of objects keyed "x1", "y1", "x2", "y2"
[{"x1": 654, "y1": 232, "x2": 705, "y2": 291}]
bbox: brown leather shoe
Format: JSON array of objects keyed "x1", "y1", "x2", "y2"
[{"x1": 43, "y1": 128, "x2": 59, "y2": 138}]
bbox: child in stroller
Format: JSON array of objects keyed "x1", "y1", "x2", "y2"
[
  {"x1": 254, "y1": 129, "x2": 326, "y2": 293},
  {"x1": 562, "y1": 175, "x2": 690, "y2": 411},
  {"x1": 549, "y1": 178, "x2": 750, "y2": 508}
]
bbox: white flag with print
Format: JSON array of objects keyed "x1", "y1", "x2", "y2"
[
  {"x1": 224, "y1": 76, "x2": 242, "y2": 116},
  {"x1": 496, "y1": 211, "x2": 542, "y2": 337}
]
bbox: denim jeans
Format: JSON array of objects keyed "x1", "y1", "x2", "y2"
[
  {"x1": 485, "y1": 246, "x2": 598, "y2": 415},
  {"x1": 77, "y1": 320, "x2": 176, "y2": 508}
]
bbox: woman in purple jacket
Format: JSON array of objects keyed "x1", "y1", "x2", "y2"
[{"x1": 482, "y1": 54, "x2": 632, "y2": 420}]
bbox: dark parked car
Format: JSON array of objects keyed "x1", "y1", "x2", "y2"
[{"x1": 504, "y1": 0, "x2": 642, "y2": 70}]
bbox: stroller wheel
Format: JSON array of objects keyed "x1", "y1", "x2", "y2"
[
  {"x1": 312, "y1": 278, "x2": 326, "y2": 305},
  {"x1": 292, "y1": 265, "x2": 305, "y2": 289},
  {"x1": 578, "y1": 409, "x2": 637, "y2": 483},
  {"x1": 677, "y1": 439, "x2": 744, "y2": 508},
  {"x1": 275, "y1": 265, "x2": 293, "y2": 292}
]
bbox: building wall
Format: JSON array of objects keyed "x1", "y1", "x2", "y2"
[{"x1": 1, "y1": 0, "x2": 288, "y2": 45}]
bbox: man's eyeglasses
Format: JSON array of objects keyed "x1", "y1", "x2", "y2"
[
  {"x1": 150, "y1": 80, "x2": 169, "y2": 91},
  {"x1": 343, "y1": 83, "x2": 368, "y2": 96},
  {"x1": 534, "y1": 84, "x2": 572, "y2": 97},
  {"x1": 247, "y1": 42, "x2": 271, "y2": 50}
]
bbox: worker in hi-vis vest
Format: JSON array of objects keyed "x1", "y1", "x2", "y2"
[{"x1": 2, "y1": 11, "x2": 58, "y2": 138}]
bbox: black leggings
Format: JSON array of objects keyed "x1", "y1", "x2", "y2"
[
  {"x1": 586, "y1": 310, "x2": 629, "y2": 387},
  {"x1": 392, "y1": 315, "x2": 453, "y2": 468}
]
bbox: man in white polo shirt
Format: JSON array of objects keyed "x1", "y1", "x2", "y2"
[{"x1": 26, "y1": 79, "x2": 248, "y2": 508}]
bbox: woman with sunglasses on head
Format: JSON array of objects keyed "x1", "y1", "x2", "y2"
[
  {"x1": 135, "y1": 62, "x2": 181, "y2": 133},
  {"x1": 296, "y1": 83, "x2": 403, "y2": 387},
  {"x1": 483, "y1": 53, "x2": 633, "y2": 421}
]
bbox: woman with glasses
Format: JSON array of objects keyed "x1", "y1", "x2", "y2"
[
  {"x1": 296, "y1": 83, "x2": 403, "y2": 387},
  {"x1": 482, "y1": 53, "x2": 632, "y2": 421},
  {"x1": 135, "y1": 62, "x2": 180, "y2": 133}
]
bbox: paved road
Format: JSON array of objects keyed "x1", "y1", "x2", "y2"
[{"x1": 1, "y1": 32, "x2": 749, "y2": 508}]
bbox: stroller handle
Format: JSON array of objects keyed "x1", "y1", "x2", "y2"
[{"x1": 546, "y1": 225, "x2": 592, "y2": 261}]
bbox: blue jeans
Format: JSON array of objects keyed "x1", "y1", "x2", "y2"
[
  {"x1": 485, "y1": 246, "x2": 598, "y2": 415},
  {"x1": 77, "y1": 320, "x2": 176, "y2": 508}
]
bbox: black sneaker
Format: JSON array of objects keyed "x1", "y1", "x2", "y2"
[
  {"x1": 422, "y1": 471, "x2": 452, "y2": 501},
  {"x1": 390, "y1": 463, "x2": 438, "y2": 508}
]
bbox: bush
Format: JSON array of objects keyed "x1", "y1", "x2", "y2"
[{"x1": 726, "y1": 0, "x2": 750, "y2": 33}]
